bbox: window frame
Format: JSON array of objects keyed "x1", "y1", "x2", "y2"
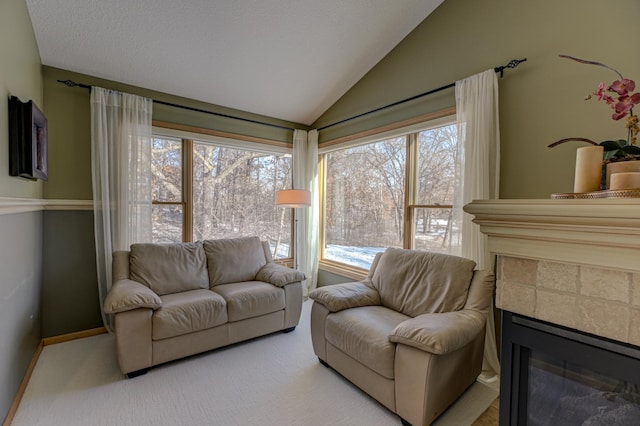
[{"x1": 318, "y1": 113, "x2": 457, "y2": 276}]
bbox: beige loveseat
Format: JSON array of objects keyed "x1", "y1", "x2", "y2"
[
  {"x1": 309, "y1": 248, "x2": 494, "y2": 426},
  {"x1": 104, "y1": 236, "x2": 305, "y2": 377}
]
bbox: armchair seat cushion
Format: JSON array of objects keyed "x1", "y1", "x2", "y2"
[
  {"x1": 326, "y1": 306, "x2": 409, "y2": 379},
  {"x1": 153, "y1": 289, "x2": 227, "y2": 340},
  {"x1": 213, "y1": 281, "x2": 285, "y2": 322}
]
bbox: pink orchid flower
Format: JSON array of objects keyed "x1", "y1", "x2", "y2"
[
  {"x1": 595, "y1": 82, "x2": 615, "y2": 104},
  {"x1": 608, "y1": 78, "x2": 636, "y2": 95},
  {"x1": 612, "y1": 93, "x2": 640, "y2": 120}
]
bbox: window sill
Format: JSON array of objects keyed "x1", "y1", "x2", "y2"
[{"x1": 318, "y1": 260, "x2": 368, "y2": 281}]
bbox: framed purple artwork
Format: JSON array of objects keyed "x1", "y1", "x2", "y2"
[{"x1": 9, "y1": 96, "x2": 48, "y2": 181}]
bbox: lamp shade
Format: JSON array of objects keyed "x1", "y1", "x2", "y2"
[{"x1": 275, "y1": 189, "x2": 311, "y2": 207}]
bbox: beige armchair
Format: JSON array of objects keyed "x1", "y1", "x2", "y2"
[{"x1": 309, "y1": 248, "x2": 495, "y2": 426}]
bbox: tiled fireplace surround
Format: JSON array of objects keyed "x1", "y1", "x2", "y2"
[
  {"x1": 465, "y1": 198, "x2": 640, "y2": 346},
  {"x1": 497, "y1": 255, "x2": 640, "y2": 346}
]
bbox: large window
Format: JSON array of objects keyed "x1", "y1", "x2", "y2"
[
  {"x1": 151, "y1": 129, "x2": 293, "y2": 259},
  {"x1": 321, "y1": 119, "x2": 457, "y2": 271},
  {"x1": 324, "y1": 138, "x2": 406, "y2": 268}
]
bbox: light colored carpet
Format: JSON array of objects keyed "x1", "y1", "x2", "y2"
[{"x1": 12, "y1": 301, "x2": 498, "y2": 425}]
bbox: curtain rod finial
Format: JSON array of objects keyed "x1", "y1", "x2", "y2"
[
  {"x1": 57, "y1": 79, "x2": 77, "y2": 87},
  {"x1": 494, "y1": 58, "x2": 527, "y2": 77},
  {"x1": 57, "y1": 79, "x2": 92, "y2": 90}
]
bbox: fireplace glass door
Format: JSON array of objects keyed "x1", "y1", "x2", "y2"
[{"x1": 501, "y1": 312, "x2": 640, "y2": 425}]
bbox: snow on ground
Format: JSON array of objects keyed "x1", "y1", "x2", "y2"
[
  {"x1": 271, "y1": 243, "x2": 384, "y2": 269},
  {"x1": 277, "y1": 242, "x2": 454, "y2": 270},
  {"x1": 324, "y1": 244, "x2": 387, "y2": 269}
]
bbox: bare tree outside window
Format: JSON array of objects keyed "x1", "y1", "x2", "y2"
[
  {"x1": 191, "y1": 143, "x2": 292, "y2": 258},
  {"x1": 414, "y1": 124, "x2": 457, "y2": 252},
  {"x1": 323, "y1": 123, "x2": 457, "y2": 269},
  {"x1": 324, "y1": 137, "x2": 406, "y2": 268},
  {"x1": 151, "y1": 137, "x2": 183, "y2": 243},
  {"x1": 150, "y1": 136, "x2": 293, "y2": 259}
]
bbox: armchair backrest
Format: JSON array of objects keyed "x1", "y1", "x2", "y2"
[
  {"x1": 463, "y1": 269, "x2": 495, "y2": 314},
  {"x1": 370, "y1": 248, "x2": 476, "y2": 317}
]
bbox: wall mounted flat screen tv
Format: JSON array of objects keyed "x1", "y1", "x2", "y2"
[{"x1": 9, "y1": 96, "x2": 48, "y2": 181}]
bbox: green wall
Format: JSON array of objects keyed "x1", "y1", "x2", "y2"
[
  {"x1": 42, "y1": 211, "x2": 102, "y2": 337},
  {"x1": 313, "y1": 0, "x2": 640, "y2": 199},
  {"x1": 0, "y1": 0, "x2": 43, "y2": 422},
  {"x1": 0, "y1": 0, "x2": 43, "y2": 198}
]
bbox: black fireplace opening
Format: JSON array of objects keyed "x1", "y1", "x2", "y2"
[{"x1": 500, "y1": 312, "x2": 640, "y2": 425}]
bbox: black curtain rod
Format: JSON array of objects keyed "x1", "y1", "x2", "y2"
[
  {"x1": 58, "y1": 57, "x2": 525, "y2": 134},
  {"x1": 317, "y1": 58, "x2": 527, "y2": 131},
  {"x1": 56, "y1": 79, "x2": 296, "y2": 132}
]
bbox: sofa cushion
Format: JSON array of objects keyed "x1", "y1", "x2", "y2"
[
  {"x1": 129, "y1": 242, "x2": 209, "y2": 296},
  {"x1": 152, "y1": 289, "x2": 227, "y2": 340},
  {"x1": 204, "y1": 237, "x2": 267, "y2": 286},
  {"x1": 213, "y1": 281, "x2": 285, "y2": 322},
  {"x1": 371, "y1": 248, "x2": 476, "y2": 317},
  {"x1": 325, "y1": 306, "x2": 409, "y2": 379}
]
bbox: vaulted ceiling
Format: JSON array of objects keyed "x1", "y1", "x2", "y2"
[{"x1": 26, "y1": 0, "x2": 444, "y2": 125}]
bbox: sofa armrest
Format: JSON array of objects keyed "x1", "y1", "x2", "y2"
[
  {"x1": 104, "y1": 279, "x2": 162, "y2": 314},
  {"x1": 256, "y1": 263, "x2": 306, "y2": 287},
  {"x1": 309, "y1": 281, "x2": 381, "y2": 312},
  {"x1": 389, "y1": 310, "x2": 486, "y2": 355}
]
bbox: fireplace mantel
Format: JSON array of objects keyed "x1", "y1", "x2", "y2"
[
  {"x1": 464, "y1": 199, "x2": 640, "y2": 274},
  {"x1": 465, "y1": 198, "x2": 640, "y2": 347}
]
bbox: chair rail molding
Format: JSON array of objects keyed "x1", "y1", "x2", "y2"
[
  {"x1": 463, "y1": 199, "x2": 640, "y2": 274},
  {"x1": 0, "y1": 197, "x2": 93, "y2": 215}
]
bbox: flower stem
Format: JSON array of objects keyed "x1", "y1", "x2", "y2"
[
  {"x1": 548, "y1": 137, "x2": 598, "y2": 148},
  {"x1": 558, "y1": 54, "x2": 624, "y2": 79}
]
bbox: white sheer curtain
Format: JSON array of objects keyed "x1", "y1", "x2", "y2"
[
  {"x1": 91, "y1": 87, "x2": 153, "y2": 330},
  {"x1": 453, "y1": 69, "x2": 501, "y2": 380},
  {"x1": 293, "y1": 129, "x2": 319, "y2": 296}
]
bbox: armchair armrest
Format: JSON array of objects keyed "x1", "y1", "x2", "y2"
[
  {"x1": 256, "y1": 263, "x2": 306, "y2": 287},
  {"x1": 309, "y1": 281, "x2": 381, "y2": 312},
  {"x1": 104, "y1": 279, "x2": 162, "y2": 314},
  {"x1": 389, "y1": 310, "x2": 486, "y2": 355}
]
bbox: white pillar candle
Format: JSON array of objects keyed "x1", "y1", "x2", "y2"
[
  {"x1": 610, "y1": 172, "x2": 640, "y2": 190},
  {"x1": 574, "y1": 146, "x2": 603, "y2": 193}
]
